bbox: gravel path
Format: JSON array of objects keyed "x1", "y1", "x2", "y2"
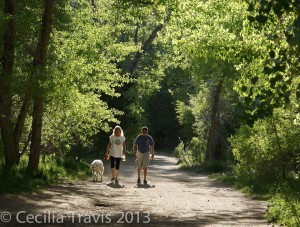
[{"x1": 0, "y1": 153, "x2": 273, "y2": 226}]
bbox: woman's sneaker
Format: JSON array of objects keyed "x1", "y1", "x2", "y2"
[
  {"x1": 111, "y1": 177, "x2": 115, "y2": 181},
  {"x1": 137, "y1": 178, "x2": 141, "y2": 184},
  {"x1": 144, "y1": 179, "x2": 147, "y2": 184}
]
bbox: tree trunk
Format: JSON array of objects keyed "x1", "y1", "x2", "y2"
[
  {"x1": 0, "y1": 0, "x2": 34, "y2": 166},
  {"x1": 28, "y1": 98, "x2": 43, "y2": 170},
  {"x1": 126, "y1": 11, "x2": 171, "y2": 76},
  {"x1": 0, "y1": 0, "x2": 19, "y2": 165},
  {"x1": 28, "y1": 0, "x2": 55, "y2": 171},
  {"x1": 127, "y1": 23, "x2": 164, "y2": 76},
  {"x1": 205, "y1": 76, "x2": 224, "y2": 162}
]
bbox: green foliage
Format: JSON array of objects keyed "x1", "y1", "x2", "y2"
[
  {"x1": 236, "y1": 0, "x2": 300, "y2": 121},
  {"x1": 0, "y1": 155, "x2": 48, "y2": 194},
  {"x1": 172, "y1": 0, "x2": 248, "y2": 64},
  {"x1": 88, "y1": 0, "x2": 179, "y2": 146},
  {"x1": 2, "y1": 1, "x2": 300, "y2": 225},
  {"x1": 0, "y1": 154, "x2": 90, "y2": 194},
  {"x1": 164, "y1": 67, "x2": 195, "y2": 102},
  {"x1": 42, "y1": 92, "x2": 122, "y2": 153},
  {"x1": 34, "y1": 0, "x2": 136, "y2": 154},
  {"x1": 266, "y1": 193, "x2": 300, "y2": 226},
  {"x1": 174, "y1": 138, "x2": 205, "y2": 166},
  {"x1": 175, "y1": 139, "x2": 228, "y2": 172},
  {"x1": 230, "y1": 108, "x2": 300, "y2": 192},
  {"x1": 167, "y1": 0, "x2": 249, "y2": 165},
  {"x1": 176, "y1": 100, "x2": 195, "y2": 143}
]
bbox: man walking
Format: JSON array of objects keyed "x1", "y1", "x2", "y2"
[{"x1": 133, "y1": 127, "x2": 155, "y2": 184}]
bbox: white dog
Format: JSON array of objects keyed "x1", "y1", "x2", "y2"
[{"x1": 91, "y1": 160, "x2": 104, "y2": 182}]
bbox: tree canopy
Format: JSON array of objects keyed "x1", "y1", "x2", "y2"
[{"x1": 1, "y1": 0, "x2": 299, "y2": 225}]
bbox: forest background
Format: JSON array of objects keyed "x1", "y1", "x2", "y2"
[{"x1": 0, "y1": 0, "x2": 299, "y2": 225}]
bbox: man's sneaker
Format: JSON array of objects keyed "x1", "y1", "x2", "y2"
[
  {"x1": 111, "y1": 177, "x2": 115, "y2": 181},
  {"x1": 115, "y1": 178, "x2": 118, "y2": 183},
  {"x1": 137, "y1": 178, "x2": 141, "y2": 184},
  {"x1": 144, "y1": 179, "x2": 148, "y2": 184}
]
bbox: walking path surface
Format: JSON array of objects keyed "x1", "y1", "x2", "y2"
[{"x1": 0, "y1": 153, "x2": 273, "y2": 226}]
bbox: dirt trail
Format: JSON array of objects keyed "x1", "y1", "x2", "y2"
[{"x1": 0, "y1": 153, "x2": 272, "y2": 226}]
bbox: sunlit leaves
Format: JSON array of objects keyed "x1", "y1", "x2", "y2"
[
  {"x1": 42, "y1": 91, "x2": 122, "y2": 150},
  {"x1": 238, "y1": 0, "x2": 300, "y2": 122},
  {"x1": 38, "y1": 0, "x2": 139, "y2": 153}
]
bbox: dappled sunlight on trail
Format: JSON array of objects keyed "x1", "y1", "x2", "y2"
[{"x1": 0, "y1": 153, "x2": 272, "y2": 226}]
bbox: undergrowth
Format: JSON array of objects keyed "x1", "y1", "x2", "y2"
[{"x1": 0, "y1": 154, "x2": 91, "y2": 195}]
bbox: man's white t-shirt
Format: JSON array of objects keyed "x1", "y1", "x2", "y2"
[{"x1": 109, "y1": 135, "x2": 125, "y2": 158}]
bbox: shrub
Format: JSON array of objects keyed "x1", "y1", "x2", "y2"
[
  {"x1": 174, "y1": 137, "x2": 206, "y2": 166},
  {"x1": 230, "y1": 108, "x2": 300, "y2": 225},
  {"x1": 229, "y1": 109, "x2": 300, "y2": 192},
  {"x1": 0, "y1": 154, "x2": 90, "y2": 194},
  {"x1": 266, "y1": 194, "x2": 300, "y2": 226},
  {"x1": 62, "y1": 156, "x2": 79, "y2": 171}
]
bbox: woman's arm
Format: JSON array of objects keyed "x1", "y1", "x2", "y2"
[
  {"x1": 106, "y1": 142, "x2": 112, "y2": 155},
  {"x1": 122, "y1": 141, "x2": 126, "y2": 155}
]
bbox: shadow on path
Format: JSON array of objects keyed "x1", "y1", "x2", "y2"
[{"x1": 0, "y1": 152, "x2": 271, "y2": 227}]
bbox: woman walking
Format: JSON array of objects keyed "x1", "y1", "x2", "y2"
[{"x1": 106, "y1": 126, "x2": 126, "y2": 183}]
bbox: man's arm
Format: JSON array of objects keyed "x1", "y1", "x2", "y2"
[
  {"x1": 150, "y1": 145, "x2": 154, "y2": 160},
  {"x1": 133, "y1": 144, "x2": 137, "y2": 155},
  {"x1": 133, "y1": 136, "x2": 139, "y2": 155}
]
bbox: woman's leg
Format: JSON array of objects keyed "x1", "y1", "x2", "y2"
[
  {"x1": 110, "y1": 156, "x2": 116, "y2": 180},
  {"x1": 115, "y1": 158, "x2": 121, "y2": 180}
]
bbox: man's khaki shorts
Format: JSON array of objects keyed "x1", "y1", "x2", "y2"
[{"x1": 136, "y1": 151, "x2": 150, "y2": 168}]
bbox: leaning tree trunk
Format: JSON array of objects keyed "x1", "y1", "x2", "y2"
[
  {"x1": 205, "y1": 76, "x2": 224, "y2": 162},
  {"x1": 127, "y1": 22, "x2": 165, "y2": 76},
  {"x1": 28, "y1": 0, "x2": 55, "y2": 171},
  {"x1": 0, "y1": 0, "x2": 19, "y2": 165},
  {"x1": 112, "y1": 14, "x2": 171, "y2": 127}
]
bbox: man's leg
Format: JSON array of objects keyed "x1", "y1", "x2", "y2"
[
  {"x1": 143, "y1": 167, "x2": 148, "y2": 181},
  {"x1": 137, "y1": 168, "x2": 142, "y2": 180},
  {"x1": 143, "y1": 153, "x2": 150, "y2": 183},
  {"x1": 136, "y1": 152, "x2": 142, "y2": 183},
  {"x1": 143, "y1": 152, "x2": 150, "y2": 183},
  {"x1": 137, "y1": 167, "x2": 142, "y2": 184}
]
